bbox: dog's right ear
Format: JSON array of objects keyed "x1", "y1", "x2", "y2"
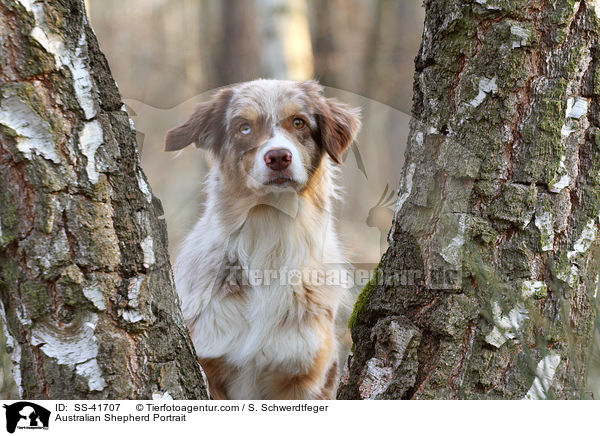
[{"x1": 164, "y1": 88, "x2": 233, "y2": 154}]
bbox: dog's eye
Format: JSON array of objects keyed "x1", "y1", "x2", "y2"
[
  {"x1": 239, "y1": 123, "x2": 252, "y2": 135},
  {"x1": 292, "y1": 118, "x2": 305, "y2": 130}
]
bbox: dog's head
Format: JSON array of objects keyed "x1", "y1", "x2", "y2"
[{"x1": 164, "y1": 79, "x2": 360, "y2": 194}]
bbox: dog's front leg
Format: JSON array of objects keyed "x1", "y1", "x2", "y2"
[
  {"x1": 199, "y1": 357, "x2": 237, "y2": 400},
  {"x1": 260, "y1": 328, "x2": 338, "y2": 400}
]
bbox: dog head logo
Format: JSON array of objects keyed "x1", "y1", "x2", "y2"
[{"x1": 2, "y1": 402, "x2": 50, "y2": 433}]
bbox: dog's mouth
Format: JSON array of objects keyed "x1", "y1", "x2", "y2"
[{"x1": 265, "y1": 172, "x2": 296, "y2": 186}]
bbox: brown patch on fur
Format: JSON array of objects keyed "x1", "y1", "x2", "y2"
[
  {"x1": 317, "y1": 99, "x2": 360, "y2": 163},
  {"x1": 199, "y1": 357, "x2": 236, "y2": 400},
  {"x1": 281, "y1": 101, "x2": 303, "y2": 119},
  {"x1": 229, "y1": 114, "x2": 272, "y2": 153},
  {"x1": 262, "y1": 317, "x2": 335, "y2": 399},
  {"x1": 302, "y1": 285, "x2": 330, "y2": 316},
  {"x1": 226, "y1": 287, "x2": 247, "y2": 302},
  {"x1": 280, "y1": 114, "x2": 311, "y2": 138},
  {"x1": 238, "y1": 106, "x2": 259, "y2": 121},
  {"x1": 301, "y1": 282, "x2": 341, "y2": 320},
  {"x1": 300, "y1": 158, "x2": 328, "y2": 211},
  {"x1": 300, "y1": 80, "x2": 361, "y2": 163},
  {"x1": 317, "y1": 360, "x2": 338, "y2": 400},
  {"x1": 164, "y1": 88, "x2": 233, "y2": 153},
  {"x1": 241, "y1": 146, "x2": 261, "y2": 176}
]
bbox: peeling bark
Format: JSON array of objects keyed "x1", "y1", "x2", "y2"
[
  {"x1": 340, "y1": 0, "x2": 600, "y2": 399},
  {"x1": 0, "y1": 0, "x2": 207, "y2": 399}
]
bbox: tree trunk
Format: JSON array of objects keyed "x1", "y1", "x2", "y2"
[
  {"x1": 255, "y1": 0, "x2": 313, "y2": 81},
  {"x1": 216, "y1": 0, "x2": 262, "y2": 86},
  {"x1": 308, "y1": 0, "x2": 372, "y2": 95},
  {"x1": 339, "y1": 0, "x2": 600, "y2": 400},
  {"x1": 0, "y1": 0, "x2": 207, "y2": 399}
]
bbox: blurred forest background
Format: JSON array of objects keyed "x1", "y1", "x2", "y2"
[
  {"x1": 1, "y1": 0, "x2": 599, "y2": 398},
  {"x1": 85, "y1": 0, "x2": 425, "y2": 267}
]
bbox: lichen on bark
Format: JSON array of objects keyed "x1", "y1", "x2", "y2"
[{"x1": 339, "y1": 0, "x2": 600, "y2": 400}]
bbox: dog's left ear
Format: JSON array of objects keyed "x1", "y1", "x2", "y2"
[
  {"x1": 302, "y1": 80, "x2": 361, "y2": 164},
  {"x1": 164, "y1": 88, "x2": 233, "y2": 154}
]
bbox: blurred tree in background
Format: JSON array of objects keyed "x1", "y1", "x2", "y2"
[{"x1": 85, "y1": 0, "x2": 422, "y2": 110}]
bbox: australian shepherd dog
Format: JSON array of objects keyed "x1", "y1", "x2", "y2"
[{"x1": 165, "y1": 79, "x2": 361, "y2": 399}]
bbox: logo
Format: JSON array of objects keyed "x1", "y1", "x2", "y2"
[{"x1": 2, "y1": 402, "x2": 50, "y2": 433}]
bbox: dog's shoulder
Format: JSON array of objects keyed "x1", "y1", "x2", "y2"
[{"x1": 174, "y1": 213, "x2": 226, "y2": 319}]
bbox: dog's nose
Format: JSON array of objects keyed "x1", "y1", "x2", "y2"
[{"x1": 264, "y1": 148, "x2": 292, "y2": 170}]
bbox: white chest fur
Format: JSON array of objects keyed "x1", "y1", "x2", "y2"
[{"x1": 175, "y1": 194, "x2": 345, "y2": 379}]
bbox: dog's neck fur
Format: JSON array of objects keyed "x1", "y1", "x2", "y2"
[{"x1": 204, "y1": 159, "x2": 337, "y2": 269}]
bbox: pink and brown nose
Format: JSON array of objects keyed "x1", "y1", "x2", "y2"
[{"x1": 264, "y1": 148, "x2": 292, "y2": 170}]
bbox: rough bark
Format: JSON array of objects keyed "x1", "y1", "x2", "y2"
[
  {"x1": 339, "y1": 0, "x2": 600, "y2": 399},
  {"x1": 0, "y1": 0, "x2": 207, "y2": 399}
]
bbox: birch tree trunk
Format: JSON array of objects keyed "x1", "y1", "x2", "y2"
[
  {"x1": 339, "y1": 0, "x2": 600, "y2": 399},
  {"x1": 0, "y1": 0, "x2": 207, "y2": 399}
]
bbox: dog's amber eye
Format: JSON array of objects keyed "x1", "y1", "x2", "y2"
[
  {"x1": 239, "y1": 123, "x2": 252, "y2": 135},
  {"x1": 292, "y1": 118, "x2": 305, "y2": 130}
]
